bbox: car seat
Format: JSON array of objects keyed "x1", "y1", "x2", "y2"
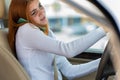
[{"x1": 0, "y1": 0, "x2": 30, "y2": 80}]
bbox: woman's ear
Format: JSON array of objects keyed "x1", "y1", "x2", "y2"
[{"x1": 17, "y1": 18, "x2": 28, "y2": 24}]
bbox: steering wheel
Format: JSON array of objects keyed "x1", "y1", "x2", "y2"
[{"x1": 95, "y1": 41, "x2": 115, "y2": 80}]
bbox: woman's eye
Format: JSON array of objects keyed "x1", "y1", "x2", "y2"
[
  {"x1": 31, "y1": 10, "x2": 36, "y2": 16},
  {"x1": 31, "y1": 11, "x2": 35, "y2": 16}
]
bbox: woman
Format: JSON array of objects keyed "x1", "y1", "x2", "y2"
[{"x1": 8, "y1": 0, "x2": 106, "y2": 80}]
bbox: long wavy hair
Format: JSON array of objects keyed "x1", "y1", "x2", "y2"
[{"x1": 8, "y1": 0, "x2": 48, "y2": 55}]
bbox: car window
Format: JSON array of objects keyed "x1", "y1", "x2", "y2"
[{"x1": 42, "y1": 0, "x2": 109, "y2": 54}]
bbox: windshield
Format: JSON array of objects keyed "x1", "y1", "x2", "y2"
[{"x1": 41, "y1": 0, "x2": 109, "y2": 54}]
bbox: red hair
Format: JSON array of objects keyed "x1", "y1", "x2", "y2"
[{"x1": 8, "y1": 0, "x2": 48, "y2": 55}]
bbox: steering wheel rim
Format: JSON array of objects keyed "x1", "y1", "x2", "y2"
[{"x1": 95, "y1": 41, "x2": 115, "y2": 80}]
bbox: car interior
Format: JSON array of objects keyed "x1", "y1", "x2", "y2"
[
  {"x1": 0, "y1": 0, "x2": 98, "y2": 80},
  {"x1": 0, "y1": 0, "x2": 119, "y2": 80}
]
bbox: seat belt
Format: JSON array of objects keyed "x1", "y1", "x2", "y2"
[{"x1": 54, "y1": 56, "x2": 58, "y2": 80}]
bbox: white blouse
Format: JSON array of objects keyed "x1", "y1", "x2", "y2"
[{"x1": 16, "y1": 23, "x2": 106, "y2": 80}]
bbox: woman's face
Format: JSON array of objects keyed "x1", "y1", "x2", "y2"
[{"x1": 27, "y1": 0, "x2": 48, "y2": 26}]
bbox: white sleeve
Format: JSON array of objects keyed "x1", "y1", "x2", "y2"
[
  {"x1": 19, "y1": 24, "x2": 106, "y2": 57},
  {"x1": 56, "y1": 55, "x2": 100, "y2": 79}
]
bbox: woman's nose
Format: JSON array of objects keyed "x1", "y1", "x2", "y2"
[{"x1": 38, "y1": 8, "x2": 43, "y2": 16}]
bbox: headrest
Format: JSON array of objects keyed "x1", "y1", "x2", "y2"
[
  {"x1": 0, "y1": 0, "x2": 4, "y2": 18},
  {"x1": 0, "y1": 0, "x2": 11, "y2": 19}
]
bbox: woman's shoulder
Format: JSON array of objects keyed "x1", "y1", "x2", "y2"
[
  {"x1": 19, "y1": 23, "x2": 39, "y2": 30},
  {"x1": 17, "y1": 23, "x2": 42, "y2": 35}
]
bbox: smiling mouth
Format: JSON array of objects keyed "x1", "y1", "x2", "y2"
[{"x1": 40, "y1": 16, "x2": 45, "y2": 21}]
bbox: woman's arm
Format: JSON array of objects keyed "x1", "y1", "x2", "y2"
[
  {"x1": 56, "y1": 55, "x2": 100, "y2": 79},
  {"x1": 17, "y1": 23, "x2": 106, "y2": 57}
]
